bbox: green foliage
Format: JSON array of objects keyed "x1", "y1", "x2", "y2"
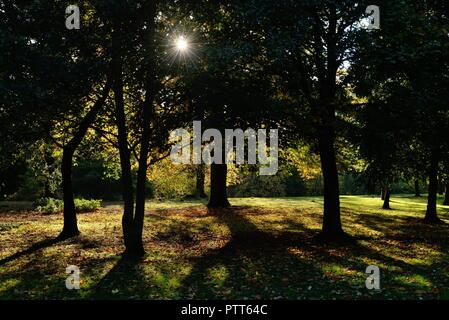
[
  {"x1": 34, "y1": 198, "x2": 64, "y2": 214},
  {"x1": 34, "y1": 197, "x2": 101, "y2": 214},
  {"x1": 148, "y1": 160, "x2": 197, "y2": 200},
  {"x1": 11, "y1": 142, "x2": 61, "y2": 201},
  {"x1": 229, "y1": 165, "x2": 306, "y2": 197},
  {"x1": 72, "y1": 160, "x2": 122, "y2": 201},
  {"x1": 74, "y1": 198, "x2": 102, "y2": 213}
]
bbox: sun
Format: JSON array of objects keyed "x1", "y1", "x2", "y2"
[
  {"x1": 167, "y1": 32, "x2": 199, "y2": 68},
  {"x1": 175, "y1": 36, "x2": 189, "y2": 52}
]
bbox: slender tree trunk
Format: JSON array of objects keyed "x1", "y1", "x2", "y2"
[
  {"x1": 444, "y1": 183, "x2": 449, "y2": 206},
  {"x1": 195, "y1": 164, "x2": 207, "y2": 198},
  {"x1": 112, "y1": 11, "x2": 135, "y2": 252},
  {"x1": 59, "y1": 77, "x2": 112, "y2": 239},
  {"x1": 414, "y1": 179, "x2": 421, "y2": 197},
  {"x1": 208, "y1": 163, "x2": 230, "y2": 208},
  {"x1": 382, "y1": 185, "x2": 391, "y2": 209},
  {"x1": 424, "y1": 149, "x2": 441, "y2": 223},
  {"x1": 318, "y1": 126, "x2": 344, "y2": 238},
  {"x1": 60, "y1": 147, "x2": 79, "y2": 238},
  {"x1": 381, "y1": 187, "x2": 385, "y2": 200},
  {"x1": 131, "y1": 0, "x2": 157, "y2": 257}
]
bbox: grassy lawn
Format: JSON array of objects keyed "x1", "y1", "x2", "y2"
[{"x1": 1, "y1": 195, "x2": 449, "y2": 300}]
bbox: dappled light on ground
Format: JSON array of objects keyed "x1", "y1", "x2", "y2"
[{"x1": 0, "y1": 195, "x2": 448, "y2": 299}]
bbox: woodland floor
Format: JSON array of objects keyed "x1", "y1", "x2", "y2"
[{"x1": 1, "y1": 195, "x2": 449, "y2": 300}]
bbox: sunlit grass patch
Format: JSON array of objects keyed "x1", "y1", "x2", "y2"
[{"x1": 1, "y1": 195, "x2": 449, "y2": 300}]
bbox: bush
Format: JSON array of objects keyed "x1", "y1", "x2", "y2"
[
  {"x1": 34, "y1": 197, "x2": 102, "y2": 214},
  {"x1": 74, "y1": 198, "x2": 102, "y2": 212},
  {"x1": 34, "y1": 197, "x2": 64, "y2": 214}
]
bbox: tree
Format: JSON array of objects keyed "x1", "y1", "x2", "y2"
[
  {"x1": 241, "y1": 0, "x2": 374, "y2": 239},
  {"x1": 350, "y1": 0, "x2": 449, "y2": 222},
  {"x1": 1, "y1": 1, "x2": 112, "y2": 237}
]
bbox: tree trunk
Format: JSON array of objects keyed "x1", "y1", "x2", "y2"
[
  {"x1": 315, "y1": 5, "x2": 346, "y2": 240},
  {"x1": 382, "y1": 185, "x2": 391, "y2": 209},
  {"x1": 131, "y1": 0, "x2": 157, "y2": 258},
  {"x1": 112, "y1": 11, "x2": 136, "y2": 252},
  {"x1": 414, "y1": 179, "x2": 421, "y2": 197},
  {"x1": 208, "y1": 163, "x2": 230, "y2": 208},
  {"x1": 195, "y1": 164, "x2": 207, "y2": 198},
  {"x1": 318, "y1": 127, "x2": 344, "y2": 239},
  {"x1": 381, "y1": 187, "x2": 385, "y2": 200},
  {"x1": 424, "y1": 149, "x2": 441, "y2": 223},
  {"x1": 60, "y1": 147, "x2": 79, "y2": 238},
  {"x1": 59, "y1": 76, "x2": 112, "y2": 239},
  {"x1": 438, "y1": 177, "x2": 445, "y2": 195},
  {"x1": 444, "y1": 183, "x2": 449, "y2": 206}
]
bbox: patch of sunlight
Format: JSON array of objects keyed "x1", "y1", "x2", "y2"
[
  {"x1": 167, "y1": 277, "x2": 181, "y2": 289},
  {"x1": 207, "y1": 265, "x2": 229, "y2": 286},
  {"x1": 0, "y1": 278, "x2": 20, "y2": 293},
  {"x1": 395, "y1": 274, "x2": 432, "y2": 288},
  {"x1": 322, "y1": 263, "x2": 356, "y2": 277},
  {"x1": 356, "y1": 254, "x2": 390, "y2": 270},
  {"x1": 153, "y1": 273, "x2": 170, "y2": 287}
]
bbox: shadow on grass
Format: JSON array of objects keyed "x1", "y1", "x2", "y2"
[
  {"x1": 87, "y1": 206, "x2": 449, "y2": 299},
  {"x1": 0, "y1": 236, "x2": 65, "y2": 267},
  {"x1": 3, "y1": 204, "x2": 449, "y2": 299},
  {"x1": 93, "y1": 255, "x2": 146, "y2": 299},
  {"x1": 177, "y1": 207, "x2": 357, "y2": 299}
]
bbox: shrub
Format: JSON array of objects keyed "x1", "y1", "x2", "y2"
[
  {"x1": 34, "y1": 197, "x2": 64, "y2": 214},
  {"x1": 74, "y1": 198, "x2": 102, "y2": 212},
  {"x1": 34, "y1": 197, "x2": 102, "y2": 214}
]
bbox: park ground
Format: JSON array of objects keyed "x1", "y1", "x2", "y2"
[{"x1": 0, "y1": 195, "x2": 449, "y2": 300}]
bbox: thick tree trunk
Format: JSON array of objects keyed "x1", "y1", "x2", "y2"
[
  {"x1": 318, "y1": 127, "x2": 344, "y2": 239},
  {"x1": 59, "y1": 76, "x2": 112, "y2": 239},
  {"x1": 315, "y1": 5, "x2": 346, "y2": 240},
  {"x1": 131, "y1": 0, "x2": 157, "y2": 258},
  {"x1": 208, "y1": 163, "x2": 230, "y2": 208},
  {"x1": 444, "y1": 183, "x2": 449, "y2": 206},
  {"x1": 414, "y1": 179, "x2": 421, "y2": 197},
  {"x1": 112, "y1": 12, "x2": 136, "y2": 253},
  {"x1": 424, "y1": 149, "x2": 441, "y2": 223},
  {"x1": 382, "y1": 186, "x2": 391, "y2": 209},
  {"x1": 60, "y1": 147, "x2": 79, "y2": 238},
  {"x1": 195, "y1": 164, "x2": 207, "y2": 198}
]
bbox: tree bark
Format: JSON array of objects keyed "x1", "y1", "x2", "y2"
[
  {"x1": 131, "y1": 0, "x2": 157, "y2": 257},
  {"x1": 195, "y1": 164, "x2": 207, "y2": 198},
  {"x1": 208, "y1": 163, "x2": 230, "y2": 208},
  {"x1": 112, "y1": 10, "x2": 136, "y2": 252},
  {"x1": 444, "y1": 183, "x2": 449, "y2": 206},
  {"x1": 381, "y1": 187, "x2": 385, "y2": 200},
  {"x1": 424, "y1": 149, "x2": 441, "y2": 223},
  {"x1": 414, "y1": 179, "x2": 421, "y2": 197},
  {"x1": 318, "y1": 126, "x2": 344, "y2": 239},
  {"x1": 59, "y1": 77, "x2": 112, "y2": 239},
  {"x1": 60, "y1": 147, "x2": 79, "y2": 238},
  {"x1": 382, "y1": 185, "x2": 391, "y2": 209},
  {"x1": 315, "y1": 5, "x2": 345, "y2": 240}
]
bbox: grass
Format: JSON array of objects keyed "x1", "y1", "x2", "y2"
[{"x1": 0, "y1": 194, "x2": 449, "y2": 300}]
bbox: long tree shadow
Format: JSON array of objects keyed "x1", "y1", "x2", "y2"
[
  {"x1": 178, "y1": 206, "x2": 449, "y2": 299},
  {"x1": 92, "y1": 255, "x2": 146, "y2": 299},
  {"x1": 0, "y1": 236, "x2": 65, "y2": 267},
  {"x1": 179, "y1": 207, "x2": 356, "y2": 299}
]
